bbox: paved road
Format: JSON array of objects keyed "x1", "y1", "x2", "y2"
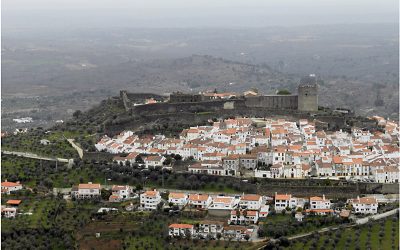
[
  {"x1": 2, "y1": 150, "x2": 72, "y2": 163},
  {"x1": 66, "y1": 139, "x2": 84, "y2": 159},
  {"x1": 157, "y1": 188, "x2": 243, "y2": 196},
  {"x1": 355, "y1": 208, "x2": 399, "y2": 225}
]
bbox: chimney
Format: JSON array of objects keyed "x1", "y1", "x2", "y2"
[{"x1": 323, "y1": 194, "x2": 325, "y2": 200}]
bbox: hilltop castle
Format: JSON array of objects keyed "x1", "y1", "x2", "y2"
[{"x1": 168, "y1": 74, "x2": 318, "y2": 112}]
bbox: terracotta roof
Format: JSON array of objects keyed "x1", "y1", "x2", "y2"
[
  {"x1": 306, "y1": 209, "x2": 334, "y2": 213},
  {"x1": 310, "y1": 196, "x2": 325, "y2": 201},
  {"x1": 6, "y1": 200, "x2": 22, "y2": 205},
  {"x1": 169, "y1": 224, "x2": 193, "y2": 229},
  {"x1": 275, "y1": 194, "x2": 291, "y2": 200},
  {"x1": 241, "y1": 194, "x2": 261, "y2": 201},
  {"x1": 78, "y1": 183, "x2": 101, "y2": 189},
  {"x1": 1, "y1": 181, "x2": 22, "y2": 187},
  {"x1": 353, "y1": 197, "x2": 377, "y2": 205},
  {"x1": 112, "y1": 185, "x2": 128, "y2": 191},
  {"x1": 169, "y1": 192, "x2": 187, "y2": 199},
  {"x1": 189, "y1": 194, "x2": 209, "y2": 201},
  {"x1": 213, "y1": 197, "x2": 233, "y2": 204},
  {"x1": 144, "y1": 190, "x2": 159, "y2": 197}
]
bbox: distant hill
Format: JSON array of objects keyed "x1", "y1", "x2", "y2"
[{"x1": 2, "y1": 55, "x2": 398, "y2": 125}]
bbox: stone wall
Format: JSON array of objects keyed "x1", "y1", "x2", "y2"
[{"x1": 245, "y1": 95, "x2": 298, "y2": 109}]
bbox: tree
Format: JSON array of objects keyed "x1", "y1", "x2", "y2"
[
  {"x1": 73, "y1": 110, "x2": 82, "y2": 118},
  {"x1": 244, "y1": 234, "x2": 250, "y2": 242},
  {"x1": 174, "y1": 154, "x2": 182, "y2": 161},
  {"x1": 216, "y1": 232, "x2": 222, "y2": 240},
  {"x1": 101, "y1": 189, "x2": 112, "y2": 200},
  {"x1": 135, "y1": 155, "x2": 144, "y2": 164}
]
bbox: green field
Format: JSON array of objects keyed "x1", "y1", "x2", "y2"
[{"x1": 288, "y1": 216, "x2": 399, "y2": 250}]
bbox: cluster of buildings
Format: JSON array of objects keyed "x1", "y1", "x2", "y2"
[
  {"x1": 70, "y1": 182, "x2": 134, "y2": 202},
  {"x1": 168, "y1": 222, "x2": 254, "y2": 240},
  {"x1": 96, "y1": 115, "x2": 399, "y2": 183},
  {"x1": 166, "y1": 190, "x2": 383, "y2": 240},
  {"x1": 1, "y1": 181, "x2": 23, "y2": 218}
]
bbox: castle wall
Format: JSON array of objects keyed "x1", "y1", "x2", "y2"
[
  {"x1": 245, "y1": 95, "x2": 298, "y2": 109},
  {"x1": 131, "y1": 99, "x2": 247, "y2": 115}
]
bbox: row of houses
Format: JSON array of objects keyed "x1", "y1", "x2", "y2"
[
  {"x1": 168, "y1": 222, "x2": 254, "y2": 240},
  {"x1": 95, "y1": 117, "x2": 399, "y2": 183}
]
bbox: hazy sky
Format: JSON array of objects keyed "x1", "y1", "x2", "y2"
[{"x1": 2, "y1": 0, "x2": 398, "y2": 30}]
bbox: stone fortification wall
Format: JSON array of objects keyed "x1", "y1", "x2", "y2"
[
  {"x1": 245, "y1": 95, "x2": 298, "y2": 109},
  {"x1": 131, "y1": 99, "x2": 247, "y2": 115}
]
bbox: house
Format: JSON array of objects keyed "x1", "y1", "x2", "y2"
[
  {"x1": 168, "y1": 192, "x2": 188, "y2": 207},
  {"x1": 305, "y1": 208, "x2": 334, "y2": 215},
  {"x1": 309, "y1": 195, "x2": 331, "y2": 209},
  {"x1": 110, "y1": 185, "x2": 132, "y2": 201},
  {"x1": 144, "y1": 155, "x2": 166, "y2": 168},
  {"x1": 295, "y1": 212, "x2": 304, "y2": 222},
  {"x1": 1, "y1": 181, "x2": 23, "y2": 194},
  {"x1": 223, "y1": 225, "x2": 251, "y2": 240},
  {"x1": 349, "y1": 196, "x2": 378, "y2": 214},
  {"x1": 1, "y1": 207, "x2": 17, "y2": 218},
  {"x1": 209, "y1": 196, "x2": 237, "y2": 210},
  {"x1": 140, "y1": 189, "x2": 162, "y2": 210},
  {"x1": 239, "y1": 155, "x2": 258, "y2": 170},
  {"x1": 274, "y1": 193, "x2": 298, "y2": 211},
  {"x1": 198, "y1": 221, "x2": 224, "y2": 238},
  {"x1": 72, "y1": 182, "x2": 101, "y2": 199},
  {"x1": 259, "y1": 205, "x2": 270, "y2": 218},
  {"x1": 255, "y1": 168, "x2": 271, "y2": 178},
  {"x1": 168, "y1": 224, "x2": 194, "y2": 238},
  {"x1": 188, "y1": 194, "x2": 212, "y2": 209},
  {"x1": 230, "y1": 209, "x2": 259, "y2": 224},
  {"x1": 239, "y1": 194, "x2": 263, "y2": 210},
  {"x1": 222, "y1": 154, "x2": 240, "y2": 176}
]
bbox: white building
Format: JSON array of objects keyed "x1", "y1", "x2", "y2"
[
  {"x1": 208, "y1": 196, "x2": 237, "y2": 210},
  {"x1": 309, "y1": 195, "x2": 331, "y2": 210},
  {"x1": 198, "y1": 221, "x2": 224, "y2": 238},
  {"x1": 168, "y1": 192, "x2": 188, "y2": 207},
  {"x1": 230, "y1": 209, "x2": 259, "y2": 224},
  {"x1": 72, "y1": 183, "x2": 101, "y2": 199},
  {"x1": 1, "y1": 207, "x2": 17, "y2": 218},
  {"x1": 188, "y1": 194, "x2": 212, "y2": 209},
  {"x1": 239, "y1": 194, "x2": 263, "y2": 210},
  {"x1": 110, "y1": 185, "x2": 132, "y2": 201},
  {"x1": 1, "y1": 181, "x2": 23, "y2": 194},
  {"x1": 350, "y1": 196, "x2": 378, "y2": 214},
  {"x1": 168, "y1": 224, "x2": 194, "y2": 237},
  {"x1": 274, "y1": 193, "x2": 298, "y2": 211},
  {"x1": 140, "y1": 189, "x2": 162, "y2": 210}
]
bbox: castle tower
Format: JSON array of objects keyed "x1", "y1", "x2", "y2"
[{"x1": 298, "y1": 74, "x2": 318, "y2": 112}]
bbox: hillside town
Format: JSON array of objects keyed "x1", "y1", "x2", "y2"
[{"x1": 95, "y1": 116, "x2": 399, "y2": 183}]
